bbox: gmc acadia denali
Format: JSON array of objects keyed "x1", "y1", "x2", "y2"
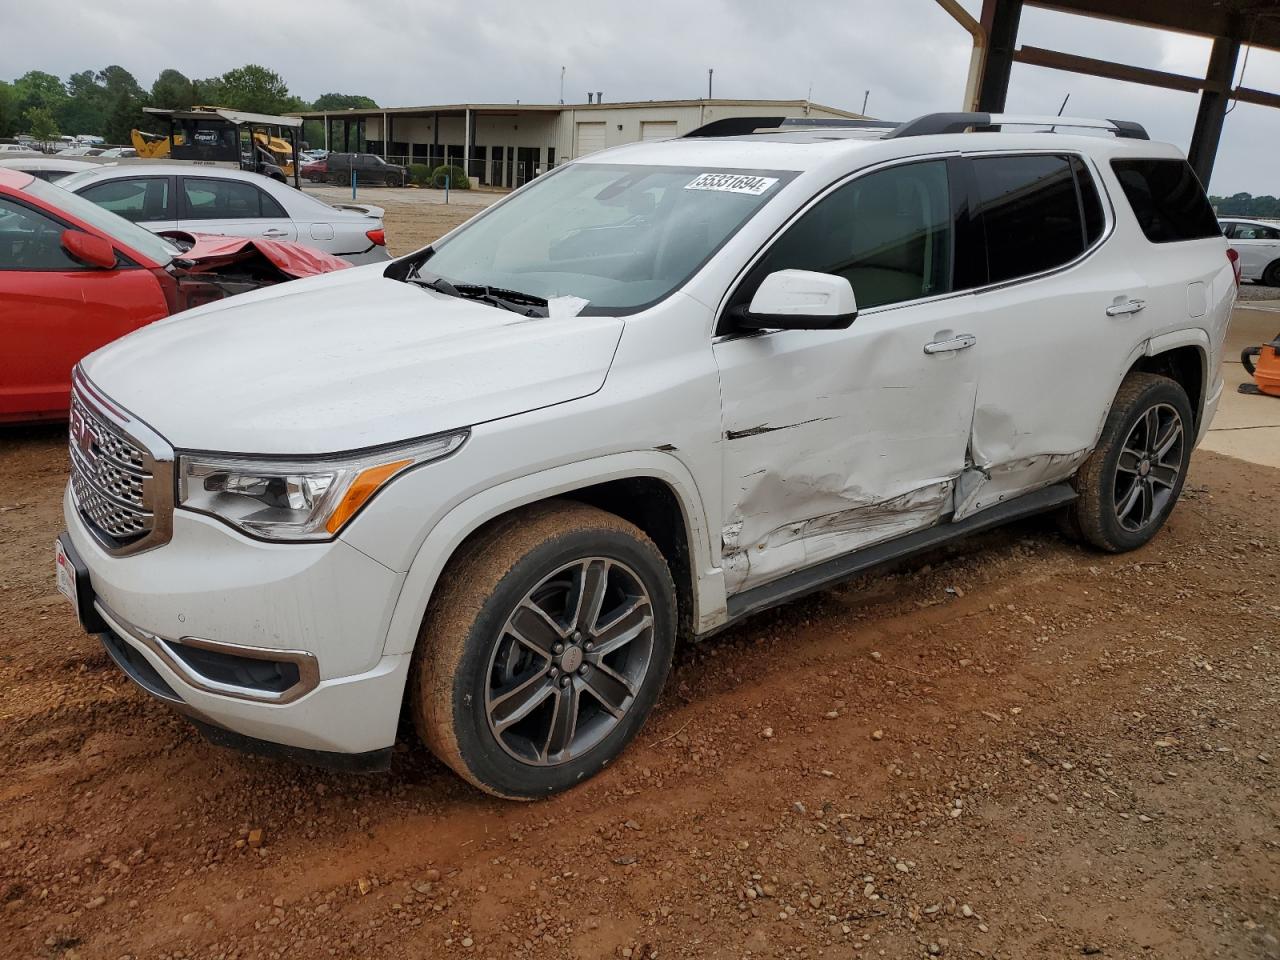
[{"x1": 57, "y1": 113, "x2": 1237, "y2": 797}]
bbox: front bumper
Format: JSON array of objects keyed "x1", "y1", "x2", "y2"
[{"x1": 64, "y1": 486, "x2": 412, "y2": 759}]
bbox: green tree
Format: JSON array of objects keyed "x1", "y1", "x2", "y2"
[
  {"x1": 60, "y1": 70, "x2": 106, "y2": 137},
  {"x1": 311, "y1": 92, "x2": 378, "y2": 111},
  {"x1": 14, "y1": 70, "x2": 67, "y2": 117},
  {"x1": 0, "y1": 81, "x2": 18, "y2": 138},
  {"x1": 191, "y1": 76, "x2": 225, "y2": 106},
  {"x1": 216, "y1": 64, "x2": 295, "y2": 114},
  {"x1": 24, "y1": 106, "x2": 59, "y2": 143},
  {"x1": 89, "y1": 65, "x2": 150, "y2": 144},
  {"x1": 150, "y1": 69, "x2": 195, "y2": 110}
]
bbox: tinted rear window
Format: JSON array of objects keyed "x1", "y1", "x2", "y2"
[
  {"x1": 973, "y1": 154, "x2": 1087, "y2": 284},
  {"x1": 1110, "y1": 159, "x2": 1219, "y2": 243}
]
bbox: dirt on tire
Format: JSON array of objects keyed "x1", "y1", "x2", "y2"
[{"x1": 1, "y1": 423, "x2": 1277, "y2": 960}]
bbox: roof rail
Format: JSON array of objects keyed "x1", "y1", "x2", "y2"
[
  {"x1": 683, "y1": 116, "x2": 787, "y2": 138},
  {"x1": 886, "y1": 112, "x2": 1149, "y2": 140},
  {"x1": 682, "y1": 116, "x2": 897, "y2": 138},
  {"x1": 778, "y1": 118, "x2": 901, "y2": 130}
]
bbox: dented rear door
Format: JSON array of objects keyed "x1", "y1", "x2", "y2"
[
  {"x1": 712, "y1": 157, "x2": 978, "y2": 595},
  {"x1": 953, "y1": 152, "x2": 1146, "y2": 517}
]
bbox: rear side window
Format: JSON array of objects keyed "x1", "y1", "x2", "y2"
[
  {"x1": 972, "y1": 154, "x2": 1090, "y2": 284},
  {"x1": 1109, "y1": 159, "x2": 1219, "y2": 243},
  {"x1": 181, "y1": 178, "x2": 287, "y2": 220}
]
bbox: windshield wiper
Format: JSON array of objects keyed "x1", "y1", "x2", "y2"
[{"x1": 410, "y1": 273, "x2": 549, "y2": 318}]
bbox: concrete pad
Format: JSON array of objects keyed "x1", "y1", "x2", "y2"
[{"x1": 1200, "y1": 302, "x2": 1280, "y2": 468}]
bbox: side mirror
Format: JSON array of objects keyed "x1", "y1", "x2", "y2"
[
  {"x1": 61, "y1": 230, "x2": 117, "y2": 270},
  {"x1": 733, "y1": 269, "x2": 858, "y2": 331}
]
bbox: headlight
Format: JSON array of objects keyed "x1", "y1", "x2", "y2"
[{"x1": 178, "y1": 430, "x2": 468, "y2": 541}]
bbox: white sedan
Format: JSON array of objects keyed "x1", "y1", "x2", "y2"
[
  {"x1": 0, "y1": 156, "x2": 99, "y2": 182},
  {"x1": 1219, "y1": 217, "x2": 1280, "y2": 286},
  {"x1": 58, "y1": 163, "x2": 391, "y2": 265}
]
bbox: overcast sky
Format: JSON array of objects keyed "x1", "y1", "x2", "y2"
[{"x1": 8, "y1": 0, "x2": 1280, "y2": 195}]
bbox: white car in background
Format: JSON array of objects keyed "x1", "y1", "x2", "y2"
[
  {"x1": 0, "y1": 156, "x2": 98, "y2": 182},
  {"x1": 97, "y1": 146, "x2": 138, "y2": 159},
  {"x1": 1218, "y1": 217, "x2": 1280, "y2": 286},
  {"x1": 58, "y1": 163, "x2": 391, "y2": 265}
]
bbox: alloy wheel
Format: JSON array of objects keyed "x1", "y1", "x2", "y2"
[
  {"x1": 484, "y1": 558, "x2": 655, "y2": 766},
  {"x1": 1113, "y1": 403, "x2": 1184, "y2": 532}
]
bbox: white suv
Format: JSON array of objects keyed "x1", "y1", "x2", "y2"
[{"x1": 57, "y1": 113, "x2": 1237, "y2": 797}]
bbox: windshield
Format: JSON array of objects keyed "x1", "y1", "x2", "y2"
[
  {"x1": 23, "y1": 175, "x2": 176, "y2": 265},
  {"x1": 418, "y1": 163, "x2": 794, "y2": 312}
]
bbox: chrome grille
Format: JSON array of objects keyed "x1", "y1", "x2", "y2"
[{"x1": 68, "y1": 373, "x2": 174, "y2": 555}]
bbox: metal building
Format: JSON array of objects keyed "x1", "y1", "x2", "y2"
[{"x1": 292, "y1": 99, "x2": 864, "y2": 188}]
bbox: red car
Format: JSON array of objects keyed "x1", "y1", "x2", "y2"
[
  {"x1": 0, "y1": 168, "x2": 348, "y2": 423},
  {"x1": 302, "y1": 159, "x2": 327, "y2": 182}
]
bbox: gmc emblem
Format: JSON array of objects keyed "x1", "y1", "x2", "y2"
[{"x1": 70, "y1": 409, "x2": 98, "y2": 468}]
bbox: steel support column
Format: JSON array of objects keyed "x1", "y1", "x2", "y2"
[
  {"x1": 464, "y1": 107, "x2": 472, "y2": 180},
  {"x1": 1188, "y1": 37, "x2": 1241, "y2": 187},
  {"x1": 977, "y1": 0, "x2": 1024, "y2": 113}
]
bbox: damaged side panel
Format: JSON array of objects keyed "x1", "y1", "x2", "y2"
[
  {"x1": 955, "y1": 390, "x2": 1093, "y2": 520},
  {"x1": 713, "y1": 303, "x2": 982, "y2": 596}
]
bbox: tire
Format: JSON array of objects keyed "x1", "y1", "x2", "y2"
[
  {"x1": 385, "y1": 173, "x2": 400, "y2": 187},
  {"x1": 1066, "y1": 372, "x2": 1193, "y2": 553},
  {"x1": 1264, "y1": 260, "x2": 1280, "y2": 288},
  {"x1": 411, "y1": 501, "x2": 677, "y2": 799},
  {"x1": 334, "y1": 172, "x2": 349, "y2": 186}
]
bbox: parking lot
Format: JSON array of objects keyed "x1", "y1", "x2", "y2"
[{"x1": 1, "y1": 200, "x2": 1278, "y2": 960}]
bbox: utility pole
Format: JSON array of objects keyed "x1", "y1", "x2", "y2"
[
  {"x1": 559, "y1": 66, "x2": 565, "y2": 105},
  {"x1": 708, "y1": 68, "x2": 713, "y2": 100}
]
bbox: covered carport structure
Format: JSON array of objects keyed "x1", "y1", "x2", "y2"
[{"x1": 936, "y1": 0, "x2": 1280, "y2": 185}]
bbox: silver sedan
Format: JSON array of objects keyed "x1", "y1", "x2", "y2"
[{"x1": 57, "y1": 163, "x2": 391, "y2": 265}]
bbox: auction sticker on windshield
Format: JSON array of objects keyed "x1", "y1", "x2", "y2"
[{"x1": 684, "y1": 173, "x2": 779, "y2": 196}]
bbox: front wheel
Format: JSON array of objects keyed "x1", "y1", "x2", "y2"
[
  {"x1": 1066, "y1": 372, "x2": 1193, "y2": 552},
  {"x1": 411, "y1": 502, "x2": 677, "y2": 798},
  {"x1": 1263, "y1": 260, "x2": 1280, "y2": 288}
]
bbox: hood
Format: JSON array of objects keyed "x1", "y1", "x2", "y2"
[
  {"x1": 81, "y1": 272, "x2": 624, "y2": 454},
  {"x1": 162, "y1": 231, "x2": 350, "y2": 279}
]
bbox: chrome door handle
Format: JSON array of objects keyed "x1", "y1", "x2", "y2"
[
  {"x1": 262, "y1": 228, "x2": 289, "y2": 238},
  {"x1": 923, "y1": 333, "x2": 977, "y2": 355},
  {"x1": 1106, "y1": 299, "x2": 1146, "y2": 317}
]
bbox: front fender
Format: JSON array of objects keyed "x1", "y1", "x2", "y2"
[{"x1": 377, "y1": 451, "x2": 727, "y2": 659}]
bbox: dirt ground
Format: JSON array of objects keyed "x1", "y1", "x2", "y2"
[{"x1": 1, "y1": 207, "x2": 1278, "y2": 960}]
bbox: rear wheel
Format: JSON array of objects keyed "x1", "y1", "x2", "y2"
[
  {"x1": 1066, "y1": 372, "x2": 1193, "y2": 552},
  {"x1": 411, "y1": 502, "x2": 677, "y2": 799},
  {"x1": 1264, "y1": 259, "x2": 1280, "y2": 287}
]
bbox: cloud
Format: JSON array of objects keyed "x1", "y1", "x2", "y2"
[{"x1": 6, "y1": 0, "x2": 1278, "y2": 192}]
